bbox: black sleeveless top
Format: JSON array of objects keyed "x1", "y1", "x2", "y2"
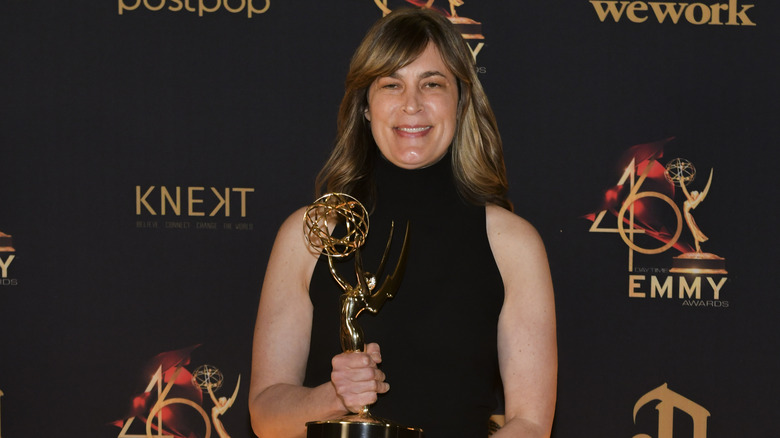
[{"x1": 304, "y1": 154, "x2": 505, "y2": 437}]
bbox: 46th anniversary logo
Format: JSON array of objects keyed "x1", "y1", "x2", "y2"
[{"x1": 585, "y1": 140, "x2": 729, "y2": 308}]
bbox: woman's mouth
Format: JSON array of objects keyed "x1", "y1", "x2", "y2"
[{"x1": 395, "y1": 126, "x2": 431, "y2": 134}]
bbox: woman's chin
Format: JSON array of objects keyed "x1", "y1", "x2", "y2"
[{"x1": 383, "y1": 150, "x2": 448, "y2": 170}]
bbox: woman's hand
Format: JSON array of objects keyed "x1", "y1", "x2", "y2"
[{"x1": 330, "y1": 343, "x2": 389, "y2": 413}]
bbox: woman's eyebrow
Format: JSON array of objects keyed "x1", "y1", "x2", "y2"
[
  {"x1": 387, "y1": 70, "x2": 447, "y2": 79},
  {"x1": 419, "y1": 70, "x2": 447, "y2": 79}
]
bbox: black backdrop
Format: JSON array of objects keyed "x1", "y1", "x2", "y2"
[{"x1": 1, "y1": 1, "x2": 778, "y2": 437}]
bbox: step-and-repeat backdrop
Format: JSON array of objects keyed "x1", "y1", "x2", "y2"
[{"x1": 1, "y1": 1, "x2": 776, "y2": 437}]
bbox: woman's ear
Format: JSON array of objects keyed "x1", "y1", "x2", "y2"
[{"x1": 364, "y1": 108, "x2": 371, "y2": 122}]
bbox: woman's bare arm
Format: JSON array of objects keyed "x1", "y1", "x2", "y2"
[{"x1": 487, "y1": 204, "x2": 557, "y2": 438}]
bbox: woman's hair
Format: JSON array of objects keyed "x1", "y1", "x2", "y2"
[{"x1": 315, "y1": 7, "x2": 512, "y2": 211}]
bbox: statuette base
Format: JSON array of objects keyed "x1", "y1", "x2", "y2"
[
  {"x1": 306, "y1": 413, "x2": 423, "y2": 438},
  {"x1": 670, "y1": 252, "x2": 727, "y2": 275}
]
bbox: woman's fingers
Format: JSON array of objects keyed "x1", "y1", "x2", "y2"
[{"x1": 331, "y1": 343, "x2": 389, "y2": 412}]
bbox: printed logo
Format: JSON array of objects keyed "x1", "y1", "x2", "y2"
[
  {"x1": 0, "y1": 230, "x2": 18, "y2": 286},
  {"x1": 112, "y1": 346, "x2": 241, "y2": 438},
  {"x1": 135, "y1": 185, "x2": 256, "y2": 231},
  {"x1": 118, "y1": 0, "x2": 270, "y2": 18},
  {"x1": 584, "y1": 139, "x2": 729, "y2": 307},
  {"x1": 634, "y1": 383, "x2": 711, "y2": 438},
  {"x1": 590, "y1": 0, "x2": 756, "y2": 26},
  {"x1": 373, "y1": 1, "x2": 487, "y2": 71}
]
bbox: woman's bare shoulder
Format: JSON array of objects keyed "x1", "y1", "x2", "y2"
[
  {"x1": 486, "y1": 204, "x2": 544, "y2": 246},
  {"x1": 485, "y1": 204, "x2": 550, "y2": 291}
]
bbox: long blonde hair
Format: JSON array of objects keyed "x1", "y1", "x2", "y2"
[{"x1": 316, "y1": 7, "x2": 511, "y2": 211}]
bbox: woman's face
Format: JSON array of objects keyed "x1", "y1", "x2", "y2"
[{"x1": 365, "y1": 43, "x2": 459, "y2": 169}]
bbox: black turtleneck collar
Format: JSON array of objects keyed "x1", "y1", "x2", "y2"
[{"x1": 371, "y1": 150, "x2": 462, "y2": 216}]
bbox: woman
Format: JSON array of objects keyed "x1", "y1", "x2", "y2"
[{"x1": 249, "y1": 8, "x2": 556, "y2": 438}]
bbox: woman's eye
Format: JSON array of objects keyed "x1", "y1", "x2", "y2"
[{"x1": 376, "y1": 79, "x2": 400, "y2": 89}]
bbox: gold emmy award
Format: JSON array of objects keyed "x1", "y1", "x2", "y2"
[
  {"x1": 302, "y1": 193, "x2": 423, "y2": 438},
  {"x1": 665, "y1": 159, "x2": 727, "y2": 274}
]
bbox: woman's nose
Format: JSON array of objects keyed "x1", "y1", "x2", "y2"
[{"x1": 402, "y1": 90, "x2": 423, "y2": 114}]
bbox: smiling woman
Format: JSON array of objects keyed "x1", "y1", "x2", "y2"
[
  {"x1": 315, "y1": 7, "x2": 510, "y2": 211},
  {"x1": 249, "y1": 8, "x2": 557, "y2": 438},
  {"x1": 365, "y1": 43, "x2": 459, "y2": 169}
]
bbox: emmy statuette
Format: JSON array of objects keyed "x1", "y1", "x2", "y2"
[
  {"x1": 665, "y1": 159, "x2": 727, "y2": 274},
  {"x1": 303, "y1": 193, "x2": 423, "y2": 438}
]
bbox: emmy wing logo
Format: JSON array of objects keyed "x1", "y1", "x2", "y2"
[
  {"x1": 664, "y1": 159, "x2": 726, "y2": 275},
  {"x1": 373, "y1": 0, "x2": 487, "y2": 69},
  {"x1": 0, "y1": 230, "x2": 18, "y2": 287},
  {"x1": 584, "y1": 139, "x2": 729, "y2": 307}
]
